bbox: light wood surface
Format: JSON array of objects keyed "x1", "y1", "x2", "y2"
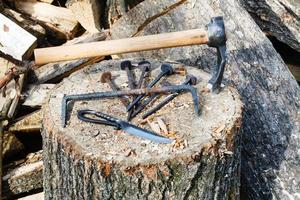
[
  {"x1": 66, "y1": 0, "x2": 102, "y2": 33},
  {"x1": 3, "y1": 8, "x2": 46, "y2": 41},
  {"x1": 0, "y1": 13, "x2": 37, "y2": 60},
  {"x1": 39, "y1": 0, "x2": 53, "y2": 3},
  {"x1": 22, "y1": 84, "x2": 55, "y2": 107},
  {"x1": 32, "y1": 32, "x2": 107, "y2": 83},
  {"x1": 15, "y1": 0, "x2": 79, "y2": 39},
  {"x1": 34, "y1": 28, "x2": 209, "y2": 65}
]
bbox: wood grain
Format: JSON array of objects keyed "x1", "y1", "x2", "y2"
[
  {"x1": 0, "y1": 13, "x2": 37, "y2": 60},
  {"x1": 34, "y1": 29, "x2": 208, "y2": 65},
  {"x1": 15, "y1": 0, "x2": 79, "y2": 39},
  {"x1": 66, "y1": 0, "x2": 102, "y2": 33}
]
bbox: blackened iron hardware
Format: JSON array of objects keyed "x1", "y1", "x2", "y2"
[
  {"x1": 142, "y1": 75, "x2": 197, "y2": 119},
  {"x1": 130, "y1": 75, "x2": 197, "y2": 120},
  {"x1": 126, "y1": 63, "x2": 174, "y2": 111},
  {"x1": 61, "y1": 85, "x2": 200, "y2": 127}
]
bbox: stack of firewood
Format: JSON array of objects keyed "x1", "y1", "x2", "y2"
[
  {"x1": 0, "y1": 0, "x2": 299, "y2": 199},
  {"x1": 0, "y1": 0, "x2": 143, "y2": 199}
]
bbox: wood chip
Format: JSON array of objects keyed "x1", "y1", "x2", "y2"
[
  {"x1": 125, "y1": 149, "x2": 137, "y2": 157},
  {"x1": 147, "y1": 119, "x2": 161, "y2": 134},
  {"x1": 213, "y1": 124, "x2": 226, "y2": 134},
  {"x1": 156, "y1": 117, "x2": 168, "y2": 134}
]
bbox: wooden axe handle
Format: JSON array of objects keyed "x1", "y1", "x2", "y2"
[{"x1": 34, "y1": 29, "x2": 209, "y2": 65}]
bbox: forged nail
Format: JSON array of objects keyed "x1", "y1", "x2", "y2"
[
  {"x1": 61, "y1": 84, "x2": 200, "y2": 127},
  {"x1": 136, "y1": 61, "x2": 151, "y2": 89},
  {"x1": 120, "y1": 60, "x2": 136, "y2": 90},
  {"x1": 142, "y1": 75, "x2": 197, "y2": 119},
  {"x1": 100, "y1": 72, "x2": 129, "y2": 107},
  {"x1": 128, "y1": 80, "x2": 173, "y2": 121},
  {"x1": 128, "y1": 94, "x2": 160, "y2": 121},
  {"x1": 126, "y1": 63, "x2": 174, "y2": 111}
]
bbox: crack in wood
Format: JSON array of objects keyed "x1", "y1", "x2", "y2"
[{"x1": 131, "y1": 0, "x2": 187, "y2": 37}]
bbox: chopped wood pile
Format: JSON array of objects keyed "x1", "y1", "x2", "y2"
[{"x1": 0, "y1": 0, "x2": 299, "y2": 199}]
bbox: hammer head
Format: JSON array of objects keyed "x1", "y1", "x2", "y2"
[
  {"x1": 138, "y1": 61, "x2": 151, "y2": 71},
  {"x1": 207, "y1": 16, "x2": 226, "y2": 47},
  {"x1": 185, "y1": 75, "x2": 197, "y2": 85},
  {"x1": 120, "y1": 60, "x2": 132, "y2": 70},
  {"x1": 100, "y1": 72, "x2": 112, "y2": 83},
  {"x1": 161, "y1": 64, "x2": 174, "y2": 75},
  {"x1": 206, "y1": 17, "x2": 227, "y2": 93}
]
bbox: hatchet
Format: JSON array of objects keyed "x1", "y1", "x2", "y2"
[{"x1": 34, "y1": 16, "x2": 227, "y2": 91}]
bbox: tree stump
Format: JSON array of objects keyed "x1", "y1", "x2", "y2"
[
  {"x1": 43, "y1": 59, "x2": 243, "y2": 199},
  {"x1": 109, "y1": 0, "x2": 300, "y2": 198}
]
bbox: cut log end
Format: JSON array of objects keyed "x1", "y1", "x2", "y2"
[{"x1": 43, "y1": 59, "x2": 242, "y2": 199}]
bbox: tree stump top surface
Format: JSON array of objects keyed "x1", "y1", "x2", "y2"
[{"x1": 44, "y1": 59, "x2": 242, "y2": 167}]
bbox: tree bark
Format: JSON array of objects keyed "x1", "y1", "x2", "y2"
[
  {"x1": 2, "y1": 131, "x2": 25, "y2": 159},
  {"x1": 109, "y1": 0, "x2": 300, "y2": 199},
  {"x1": 43, "y1": 59, "x2": 243, "y2": 199},
  {"x1": 240, "y1": 0, "x2": 300, "y2": 53},
  {"x1": 2, "y1": 150, "x2": 43, "y2": 199},
  {"x1": 105, "y1": 0, "x2": 145, "y2": 27}
]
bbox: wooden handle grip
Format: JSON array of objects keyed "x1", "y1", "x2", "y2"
[{"x1": 34, "y1": 29, "x2": 209, "y2": 65}]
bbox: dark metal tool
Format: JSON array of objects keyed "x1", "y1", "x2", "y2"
[
  {"x1": 128, "y1": 94, "x2": 159, "y2": 121},
  {"x1": 128, "y1": 81, "x2": 173, "y2": 121},
  {"x1": 61, "y1": 85, "x2": 199, "y2": 127},
  {"x1": 206, "y1": 16, "x2": 227, "y2": 92},
  {"x1": 126, "y1": 64, "x2": 174, "y2": 111},
  {"x1": 120, "y1": 60, "x2": 137, "y2": 120},
  {"x1": 121, "y1": 60, "x2": 136, "y2": 90},
  {"x1": 100, "y1": 72, "x2": 129, "y2": 107},
  {"x1": 126, "y1": 61, "x2": 152, "y2": 121},
  {"x1": 129, "y1": 75, "x2": 196, "y2": 120},
  {"x1": 136, "y1": 61, "x2": 151, "y2": 89},
  {"x1": 77, "y1": 109, "x2": 173, "y2": 143},
  {"x1": 142, "y1": 75, "x2": 197, "y2": 119}
]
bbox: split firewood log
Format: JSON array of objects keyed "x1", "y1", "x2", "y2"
[
  {"x1": 17, "y1": 192, "x2": 44, "y2": 200},
  {"x1": 14, "y1": 0, "x2": 79, "y2": 40},
  {"x1": 241, "y1": 0, "x2": 300, "y2": 53},
  {"x1": 66, "y1": 0, "x2": 104, "y2": 33},
  {"x1": 2, "y1": 8, "x2": 46, "y2": 45},
  {"x1": 105, "y1": 0, "x2": 145, "y2": 27},
  {"x1": 9, "y1": 110, "x2": 42, "y2": 133},
  {"x1": 110, "y1": 0, "x2": 300, "y2": 199},
  {"x1": 0, "y1": 13, "x2": 37, "y2": 61},
  {"x1": 2, "y1": 131, "x2": 25, "y2": 159},
  {"x1": 39, "y1": 0, "x2": 53, "y2": 3},
  {"x1": 2, "y1": 151, "x2": 43, "y2": 199},
  {"x1": 22, "y1": 84, "x2": 55, "y2": 108}
]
